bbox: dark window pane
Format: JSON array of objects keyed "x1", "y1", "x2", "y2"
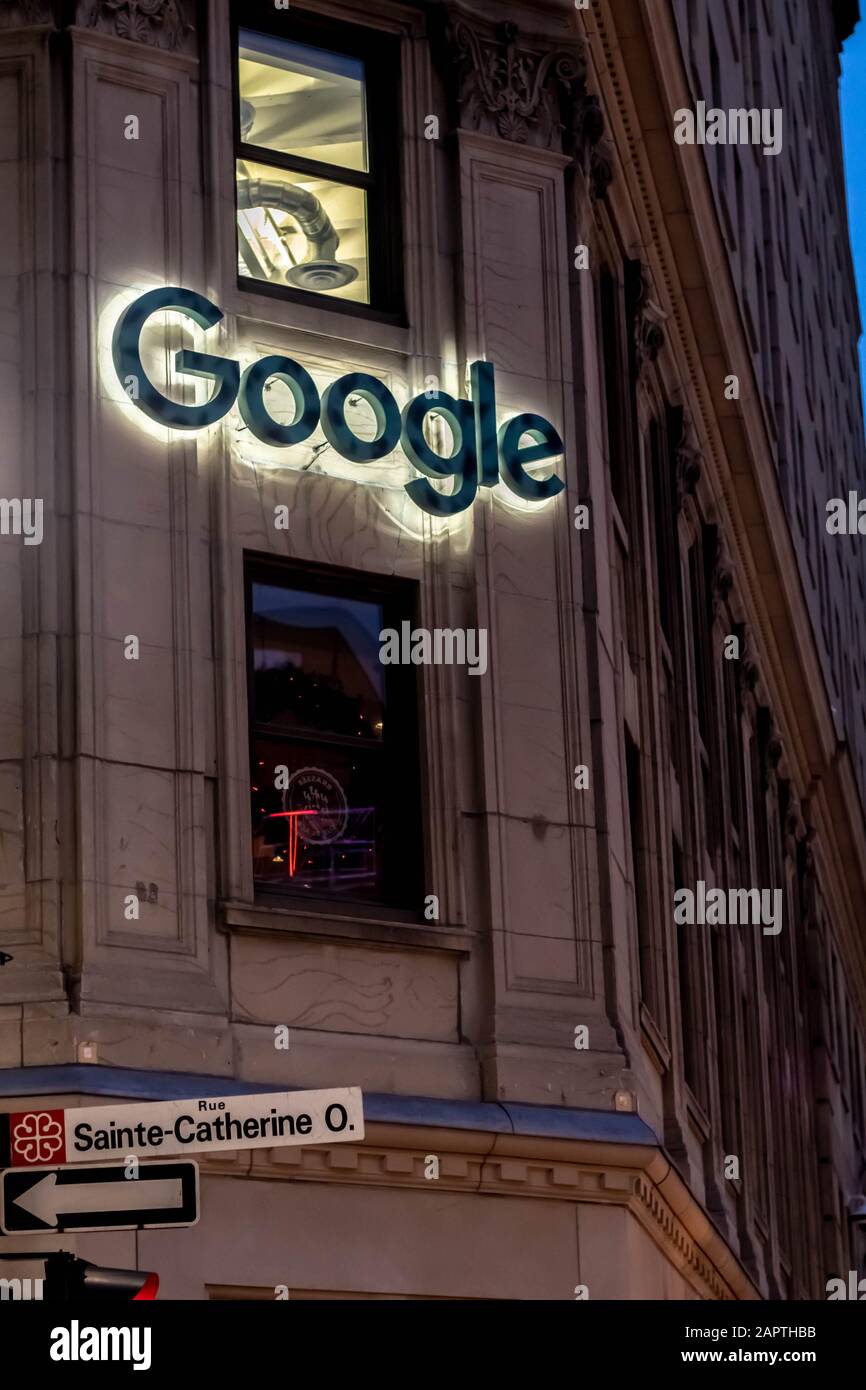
[
  {"x1": 251, "y1": 582, "x2": 385, "y2": 741},
  {"x1": 246, "y1": 563, "x2": 421, "y2": 910}
]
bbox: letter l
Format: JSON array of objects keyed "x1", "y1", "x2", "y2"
[{"x1": 471, "y1": 361, "x2": 499, "y2": 487}]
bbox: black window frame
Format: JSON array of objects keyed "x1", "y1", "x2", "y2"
[
  {"x1": 231, "y1": 2, "x2": 406, "y2": 324},
  {"x1": 244, "y1": 554, "x2": 424, "y2": 918}
]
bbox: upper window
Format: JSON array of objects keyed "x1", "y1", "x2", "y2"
[
  {"x1": 233, "y1": 9, "x2": 403, "y2": 316},
  {"x1": 246, "y1": 559, "x2": 423, "y2": 912}
]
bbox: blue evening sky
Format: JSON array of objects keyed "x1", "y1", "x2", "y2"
[{"x1": 841, "y1": 17, "x2": 866, "y2": 428}]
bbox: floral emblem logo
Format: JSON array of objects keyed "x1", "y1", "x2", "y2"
[
  {"x1": 11, "y1": 1110, "x2": 64, "y2": 1165},
  {"x1": 285, "y1": 768, "x2": 349, "y2": 846}
]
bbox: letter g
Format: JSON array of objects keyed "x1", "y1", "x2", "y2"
[{"x1": 112, "y1": 286, "x2": 240, "y2": 429}]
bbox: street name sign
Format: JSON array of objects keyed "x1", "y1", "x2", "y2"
[
  {"x1": 0, "y1": 1159, "x2": 200, "y2": 1234},
  {"x1": 0, "y1": 1087, "x2": 364, "y2": 1168}
]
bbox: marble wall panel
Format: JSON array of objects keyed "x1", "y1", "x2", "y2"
[{"x1": 232, "y1": 935, "x2": 458, "y2": 1042}]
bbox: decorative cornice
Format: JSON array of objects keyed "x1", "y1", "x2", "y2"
[
  {"x1": 0, "y1": 1063, "x2": 756, "y2": 1298},
  {"x1": 632, "y1": 1174, "x2": 735, "y2": 1301},
  {"x1": 77, "y1": 0, "x2": 193, "y2": 51},
  {"x1": 447, "y1": 12, "x2": 594, "y2": 160},
  {"x1": 202, "y1": 1135, "x2": 755, "y2": 1301}
]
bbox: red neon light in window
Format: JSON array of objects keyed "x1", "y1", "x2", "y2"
[{"x1": 269, "y1": 810, "x2": 316, "y2": 875}]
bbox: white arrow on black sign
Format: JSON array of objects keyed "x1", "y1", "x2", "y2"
[{"x1": 0, "y1": 1160, "x2": 199, "y2": 1234}]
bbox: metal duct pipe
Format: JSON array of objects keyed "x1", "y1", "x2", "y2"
[{"x1": 237, "y1": 100, "x2": 358, "y2": 292}]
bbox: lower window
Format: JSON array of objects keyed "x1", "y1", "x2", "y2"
[{"x1": 246, "y1": 557, "x2": 423, "y2": 911}]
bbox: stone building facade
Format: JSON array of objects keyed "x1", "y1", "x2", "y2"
[{"x1": 0, "y1": 0, "x2": 863, "y2": 1299}]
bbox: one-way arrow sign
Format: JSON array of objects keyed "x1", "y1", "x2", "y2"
[{"x1": 0, "y1": 1160, "x2": 199, "y2": 1234}]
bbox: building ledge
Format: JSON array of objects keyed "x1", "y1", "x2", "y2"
[
  {"x1": 0, "y1": 1065, "x2": 760, "y2": 1300},
  {"x1": 0, "y1": 1063, "x2": 653, "y2": 1143}
]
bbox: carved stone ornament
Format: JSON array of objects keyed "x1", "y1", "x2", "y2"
[
  {"x1": 0, "y1": 0, "x2": 54, "y2": 24},
  {"x1": 628, "y1": 262, "x2": 667, "y2": 373},
  {"x1": 711, "y1": 537, "x2": 734, "y2": 618},
  {"x1": 737, "y1": 637, "x2": 761, "y2": 696},
  {"x1": 764, "y1": 729, "x2": 784, "y2": 780},
  {"x1": 77, "y1": 0, "x2": 192, "y2": 50},
  {"x1": 673, "y1": 415, "x2": 702, "y2": 511},
  {"x1": 802, "y1": 820, "x2": 818, "y2": 879},
  {"x1": 448, "y1": 16, "x2": 585, "y2": 151},
  {"x1": 784, "y1": 783, "x2": 803, "y2": 846},
  {"x1": 571, "y1": 92, "x2": 614, "y2": 201}
]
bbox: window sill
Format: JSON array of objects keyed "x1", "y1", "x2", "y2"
[
  {"x1": 639, "y1": 1002, "x2": 671, "y2": 1074},
  {"x1": 228, "y1": 279, "x2": 410, "y2": 351},
  {"x1": 610, "y1": 495, "x2": 630, "y2": 553},
  {"x1": 685, "y1": 1085, "x2": 712, "y2": 1143},
  {"x1": 221, "y1": 900, "x2": 474, "y2": 954}
]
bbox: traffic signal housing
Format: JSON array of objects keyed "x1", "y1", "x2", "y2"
[{"x1": 44, "y1": 1251, "x2": 158, "y2": 1300}]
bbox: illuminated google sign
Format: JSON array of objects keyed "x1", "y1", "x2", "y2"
[{"x1": 112, "y1": 287, "x2": 565, "y2": 517}]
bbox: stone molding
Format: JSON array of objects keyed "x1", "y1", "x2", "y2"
[
  {"x1": 626, "y1": 259, "x2": 666, "y2": 375},
  {"x1": 0, "y1": 0, "x2": 53, "y2": 24},
  {"x1": 0, "y1": 0, "x2": 194, "y2": 49},
  {"x1": 711, "y1": 535, "x2": 735, "y2": 619},
  {"x1": 448, "y1": 13, "x2": 583, "y2": 149},
  {"x1": 198, "y1": 1126, "x2": 759, "y2": 1302},
  {"x1": 673, "y1": 413, "x2": 703, "y2": 513},
  {"x1": 444, "y1": 7, "x2": 611, "y2": 196},
  {"x1": 77, "y1": 0, "x2": 192, "y2": 49}
]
